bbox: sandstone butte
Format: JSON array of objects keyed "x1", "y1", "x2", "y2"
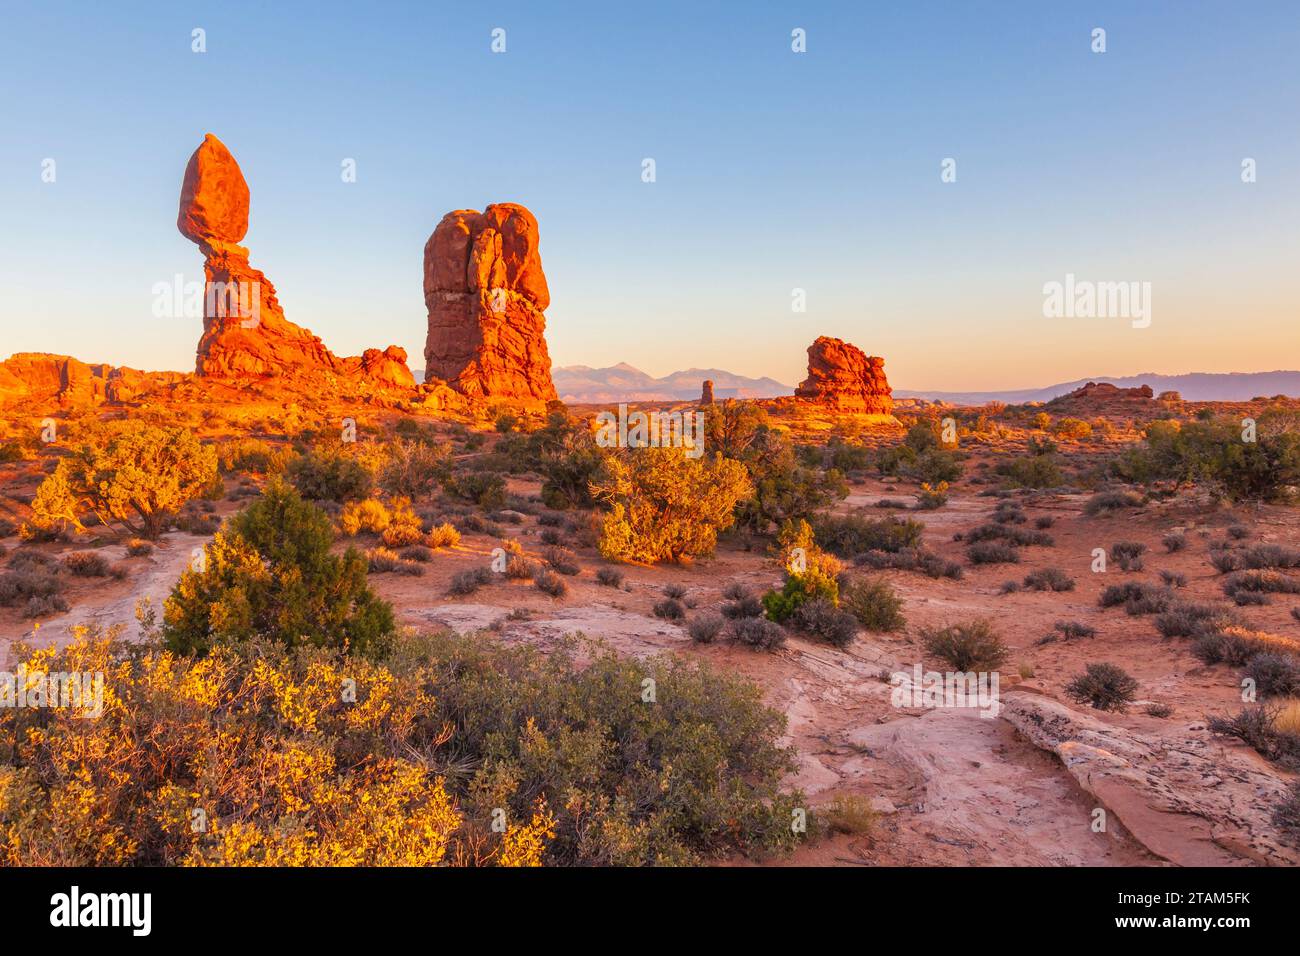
[
  {"x1": 795, "y1": 335, "x2": 895, "y2": 417},
  {"x1": 422, "y1": 205, "x2": 557, "y2": 409}
]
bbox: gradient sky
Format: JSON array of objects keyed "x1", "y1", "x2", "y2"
[{"x1": 1, "y1": 1, "x2": 1297, "y2": 391}]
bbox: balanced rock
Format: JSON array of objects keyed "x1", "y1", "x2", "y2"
[
  {"x1": 422, "y1": 204, "x2": 556, "y2": 407},
  {"x1": 179, "y1": 134, "x2": 413, "y2": 388},
  {"x1": 795, "y1": 336, "x2": 893, "y2": 415}
]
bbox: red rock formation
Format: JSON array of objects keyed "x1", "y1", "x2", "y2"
[
  {"x1": 179, "y1": 133, "x2": 414, "y2": 388},
  {"x1": 700, "y1": 379, "x2": 714, "y2": 405},
  {"x1": 422, "y1": 204, "x2": 556, "y2": 407},
  {"x1": 0, "y1": 354, "x2": 184, "y2": 408},
  {"x1": 795, "y1": 336, "x2": 893, "y2": 415}
]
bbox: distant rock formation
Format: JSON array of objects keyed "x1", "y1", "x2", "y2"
[
  {"x1": 422, "y1": 204, "x2": 556, "y2": 407},
  {"x1": 795, "y1": 336, "x2": 893, "y2": 415},
  {"x1": 0, "y1": 354, "x2": 183, "y2": 408},
  {"x1": 700, "y1": 379, "x2": 714, "y2": 404},
  {"x1": 179, "y1": 133, "x2": 413, "y2": 388}
]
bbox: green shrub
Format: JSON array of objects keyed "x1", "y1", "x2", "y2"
[
  {"x1": 286, "y1": 448, "x2": 373, "y2": 502},
  {"x1": 812, "y1": 514, "x2": 924, "y2": 557},
  {"x1": 162, "y1": 480, "x2": 394, "y2": 656},
  {"x1": 840, "y1": 577, "x2": 905, "y2": 631}
]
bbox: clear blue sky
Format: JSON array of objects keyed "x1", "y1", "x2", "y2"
[{"x1": 2, "y1": 1, "x2": 1297, "y2": 390}]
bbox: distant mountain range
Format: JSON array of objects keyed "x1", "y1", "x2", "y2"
[
  {"x1": 550, "y1": 363, "x2": 791, "y2": 403},
  {"x1": 408, "y1": 364, "x2": 1300, "y2": 405}
]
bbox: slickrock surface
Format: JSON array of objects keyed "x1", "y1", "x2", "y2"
[
  {"x1": 1002, "y1": 693, "x2": 1299, "y2": 866},
  {"x1": 423, "y1": 204, "x2": 556, "y2": 407},
  {"x1": 795, "y1": 336, "x2": 894, "y2": 415}
]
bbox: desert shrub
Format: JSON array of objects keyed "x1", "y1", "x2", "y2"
[
  {"x1": 914, "y1": 482, "x2": 949, "y2": 510},
  {"x1": 1160, "y1": 570, "x2": 1187, "y2": 588},
  {"x1": 1162, "y1": 532, "x2": 1187, "y2": 553},
  {"x1": 0, "y1": 629, "x2": 803, "y2": 865},
  {"x1": 1052, "y1": 418, "x2": 1092, "y2": 441},
  {"x1": 366, "y1": 547, "x2": 424, "y2": 576},
  {"x1": 287, "y1": 447, "x2": 373, "y2": 503},
  {"x1": 722, "y1": 588, "x2": 763, "y2": 619},
  {"x1": 812, "y1": 514, "x2": 924, "y2": 557},
  {"x1": 1066, "y1": 663, "x2": 1138, "y2": 712},
  {"x1": 1000, "y1": 580, "x2": 1022, "y2": 595},
  {"x1": 653, "y1": 598, "x2": 685, "y2": 621},
  {"x1": 1212, "y1": 544, "x2": 1300, "y2": 574},
  {"x1": 1223, "y1": 570, "x2": 1300, "y2": 605},
  {"x1": 1115, "y1": 417, "x2": 1300, "y2": 503},
  {"x1": 62, "y1": 551, "x2": 110, "y2": 577},
  {"x1": 501, "y1": 541, "x2": 537, "y2": 580},
  {"x1": 1207, "y1": 706, "x2": 1300, "y2": 769},
  {"x1": 729, "y1": 616, "x2": 787, "y2": 651},
  {"x1": 217, "y1": 438, "x2": 289, "y2": 475},
  {"x1": 840, "y1": 577, "x2": 905, "y2": 632},
  {"x1": 592, "y1": 448, "x2": 751, "y2": 564},
  {"x1": 688, "y1": 613, "x2": 725, "y2": 644},
  {"x1": 125, "y1": 538, "x2": 154, "y2": 558},
  {"x1": 875, "y1": 498, "x2": 908, "y2": 509},
  {"x1": 1243, "y1": 653, "x2": 1300, "y2": 698},
  {"x1": 995, "y1": 451, "x2": 1062, "y2": 489},
  {"x1": 449, "y1": 567, "x2": 494, "y2": 595},
  {"x1": 1193, "y1": 626, "x2": 1300, "y2": 667},
  {"x1": 595, "y1": 567, "x2": 624, "y2": 588},
  {"x1": 340, "y1": 498, "x2": 391, "y2": 536},
  {"x1": 28, "y1": 422, "x2": 219, "y2": 539},
  {"x1": 447, "y1": 471, "x2": 507, "y2": 510},
  {"x1": 378, "y1": 438, "x2": 452, "y2": 499},
  {"x1": 1023, "y1": 567, "x2": 1075, "y2": 592},
  {"x1": 162, "y1": 480, "x2": 394, "y2": 656},
  {"x1": 1110, "y1": 541, "x2": 1148, "y2": 571},
  {"x1": 964, "y1": 523, "x2": 1053, "y2": 547},
  {"x1": 426, "y1": 522, "x2": 461, "y2": 549},
  {"x1": 1035, "y1": 515, "x2": 1055, "y2": 530},
  {"x1": 921, "y1": 620, "x2": 1009, "y2": 672},
  {"x1": 791, "y1": 598, "x2": 858, "y2": 649},
  {"x1": 993, "y1": 501, "x2": 1026, "y2": 524},
  {"x1": 1084, "y1": 489, "x2": 1144, "y2": 517},
  {"x1": 856, "y1": 547, "x2": 963, "y2": 580},
  {"x1": 541, "y1": 546, "x2": 579, "y2": 576},
  {"x1": 400, "y1": 545, "x2": 434, "y2": 563},
  {"x1": 966, "y1": 540, "x2": 1020, "y2": 564},
  {"x1": 820, "y1": 794, "x2": 878, "y2": 836},
  {"x1": 0, "y1": 558, "x2": 64, "y2": 611},
  {"x1": 380, "y1": 498, "x2": 425, "y2": 548},
  {"x1": 663, "y1": 583, "x2": 687, "y2": 600},
  {"x1": 533, "y1": 568, "x2": 568, "y2": 598},
  {"x1": 1099, "y1": 581, "x2": 1171, "y2": 616},
  {"x1": 1154, "y1": 599, "x2": 1238, "y2": 638},
  {"x1": 530, "y1": 413, "x2": 605, "y2": 510},
  {"x1": 1275, "y1": 783, "x2": 1300, "y2": 839},
  {"x1": 22, "y1": 594, "x2": 70, "y2": 618},
  {"x1": 1054, "y1": 620, "x2": 1097, "y2": 640}
]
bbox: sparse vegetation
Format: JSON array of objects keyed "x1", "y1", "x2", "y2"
[
  {"x1": 1065, "y1": 663, "x2": 1138, "y2": 712},
  {"x1": 921, "y1": 619, "x2": 1009, "y2": 672}
]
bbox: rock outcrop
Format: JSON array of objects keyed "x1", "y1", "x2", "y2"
[
  {"x1": 422, "y1": 204, "x2": 556, "y2": 407},
  {"x1": 179, "y1": 133, "x2": 413, "y2": 388},
  {"x1": 795, "y1": 336, "x2": 893, "y2": 415},
  {"x1": 1002, "y1": 693, "x2": 1299, "y2": 866},
  {"x1": 700, "y1": 379, "x2": 714, "y2": 405},
  {"x1": 0, "y1": 354, "x2": 183, "y2": 408}
]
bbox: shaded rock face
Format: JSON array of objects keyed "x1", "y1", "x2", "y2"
[
  {"x1": 795, "y1": 336, "x2": 893, "y2": 414},
  {"x1": 422, "y1": 204, "x2": 556, "y2": 407},
  {"x1": 179, "y1": 134, "x2": 414, "y2": 389},
  {"x1": 700, "y1": 379, "x2": 714, "y2": 404}
]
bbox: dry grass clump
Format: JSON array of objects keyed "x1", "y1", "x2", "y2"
[
  {"x1": 821, "y1": 794, "x2": 878, "y2": 836},
  {"x1": 366, "y1": 546, "x2": 424, "y2": 575},
  {"x1": 425, "y1": 522, "x2": 461, "y2": 549}
]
